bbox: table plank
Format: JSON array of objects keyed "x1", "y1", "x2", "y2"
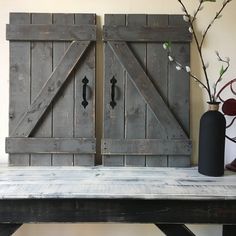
[{"x1": 0, "y1": 167, "x2": 235, "y2": 200}]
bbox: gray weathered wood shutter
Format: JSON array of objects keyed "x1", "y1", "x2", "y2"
[
  {"x1": 5, "y1": 13, "x2": 96, "y2": 166},
  {"x1": 102, "y1": 14, "x2": 192, "y2": 167}
]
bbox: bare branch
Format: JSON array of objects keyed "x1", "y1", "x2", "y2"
[{"x1": 200, "y1": 0, "x2": 232, "y2": 50}]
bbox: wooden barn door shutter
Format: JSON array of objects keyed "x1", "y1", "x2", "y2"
[
  {"x1": 102, "y1": 14, "x2": 192, "y2": 167},
  {"x1": 6, "y1": 13, "x2": 96, "y2": 166}
]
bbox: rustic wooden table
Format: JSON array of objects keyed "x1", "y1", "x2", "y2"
[{"x1": 0, "y1": 166, "x2": 235, "y2": 236}]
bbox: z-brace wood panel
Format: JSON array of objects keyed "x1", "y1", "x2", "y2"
[
  {"x1": 102, "y1": 14, "x2": 192, "y2": 167},
  {"x1": 6, "y1": 13, "x2": 96, "y2": 166}
]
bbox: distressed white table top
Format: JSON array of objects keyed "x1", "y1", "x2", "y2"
[{"x1": 0, "y1": 166, "x2": 235, "y2": 200}]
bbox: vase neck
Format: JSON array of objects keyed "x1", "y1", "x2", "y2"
[{"x1": 208, "y1": 103, "x2": 219, "y2": 111}]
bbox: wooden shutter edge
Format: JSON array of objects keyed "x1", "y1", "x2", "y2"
[
  {"x1": 6, "y1": 138, "x2": 96, "y2": 154},
  {"x1": 8, "y1": 13, "x2": 31, "y2": 166},
  {"x1": 6, "y1": 24, "x2": 97, "y2": 41},
  {"x1": 101, "y1": 139, "x2": 192, "y2": 155},
  {"x1": 103, "y1": 26, "x2": 192, "y2": 42}
]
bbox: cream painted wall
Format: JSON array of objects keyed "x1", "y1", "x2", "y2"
[{"x1": 0, "y1": 0, "x2": 235, "y2": 235}]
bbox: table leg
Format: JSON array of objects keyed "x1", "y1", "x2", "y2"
[
  {"x1": 156, "y1": 224, "x2": 195, "y2": 236},
  {"x1": 223, "y1": 225, "x2": 236, "y2": 236},
  {"x1": 0, "y1": 224, "x2": 22, "y2": 236}
]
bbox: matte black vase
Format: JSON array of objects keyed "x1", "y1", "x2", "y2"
[{"x1": 198, "y1": 102, "x2": 226, "y2": 176}]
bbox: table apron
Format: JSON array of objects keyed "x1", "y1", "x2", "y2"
[{"x1": 0, "y1": 199, "x2": 235, "y2": 224}]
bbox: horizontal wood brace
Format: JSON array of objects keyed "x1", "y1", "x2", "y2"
[
  {"x1": 103, "y1": 26, "x2": 192, "y2": 42},
  {"x1": 6, "y1": 138, "x2": 96, "y2": 154},
  {"x1": 6, "y1": 24, "x2": 97, "y2": 41},
  {"x1": 101, "y1": 139, "x2": 192, "y2": 155}
]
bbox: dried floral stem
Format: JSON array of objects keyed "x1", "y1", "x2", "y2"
[
  {"x1": 178, "y1": 0, "x2": 213, "y2": 102},
  {"x1": 189, "y1": 74, "x2": 209, "y2": 91},
  {"x1": 200, "y1": 0, "x2": 232, "y2": 50},
  {"x1": 168, "y1": 52, "x2": 209, "y2": 91},
  {"x1": 212, "y1": 54, "x2": 230, "y2": 101},
  {"x1": 191, "y1": 0, "x2": 203, "y2": 24}
]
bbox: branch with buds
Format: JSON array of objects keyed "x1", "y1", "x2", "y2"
[
  {"x1": 163, "y1": 42, "x2": 209, "y2": 91},
  {"x1": 212, "y1": 51, "x2": 230, "y2": 101},
  {"x1": 164, "y1": 0, "x2": 232, "y2": 103}
]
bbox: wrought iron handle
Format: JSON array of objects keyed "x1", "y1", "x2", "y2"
[
  {"x1": 110, "y1": 76, "x2": 117, "y2": 109},
  {"x1": 82, "y1": 76, "x2": 89, "y2": 109}
]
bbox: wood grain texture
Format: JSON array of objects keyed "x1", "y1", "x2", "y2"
[
  {"x1": 52, "y1": 14, "x2": 74, "y2": 166},
  {"x1": 6, "y1": 24, "x2": 96, "y2": 41},
  {"x1": 8, "y1": 13, "x2": 31, "y2": 166},
  {"x1": 103, "y1": 14, "x2": 192, "y2": 167},
  {"x1": 103, "y1": 15, "x2": 126, "y2": 166},
  {"x1": 0, "y1": 166, "x2": 235, "y2": 200},
  {"x1": 0, "y1": 198, "x2": 235, "y2": 224},
  {"x1": 74, "y1": 14, "x2": 96, "y2": 166},
  {"x1": 11, "y1": 40, "x2": 91, "y2": 138},
  {"x1": 108, "y1": 41, "x2": 187, "y2": 139},
  {"x1": 7, "y1": 13, "x2": 96, "y2": 167},
  {"x1": 6, "y1": 138, "x2": 96, "y2": 154},
  {"x1": 125, "y1": 14, "x2": 146, "y2": 167},
  {"x1": 102, "y1": 139, "x2": 192, "y2": 155},
  {"x1": 30, "y1": 13, "x2": 52, "y2": 166},
  {"x1": 223, "y1": 225, "x2": 236, "y2": 236},
  {"x1": 146, "y1": 15, "x2": 169, "y2": 167},
  {"x1": 103, "y1": 25, "x2": 191, "y2": 42}
]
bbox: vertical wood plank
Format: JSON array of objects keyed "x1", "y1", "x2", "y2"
[
  {"x1": 74, "y1": 14, "x2": 96, "y2": 166},
  {"x1": 30, "y1": 13, "x2": 52, "y2": 166},
  {"x1": 52, "y1": 13, "x2": 74, "y2": 166},
  {"x1": 146, "y1": 15, "x2": 169, "y2": 167},
  {"x1": 103, "y1": 14, "x2": 126, "y2": 166},
  {"x1": 9, "y1": 13, "x2": 31, "y2": 166},
  {"x1": 168, "y1": 15, "x2": 190, "y2": 167},
  {"x1": 125, "y1": 14, "x2": 146, "y2": 166}
]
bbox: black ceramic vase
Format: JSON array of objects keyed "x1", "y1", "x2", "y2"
[{"x1": 198, "y1": 102, "x2": 226, "y2": 176}]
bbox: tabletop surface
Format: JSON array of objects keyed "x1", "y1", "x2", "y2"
[{"x1": 0, "y1": 166, "x2": 235, "y2": 200}]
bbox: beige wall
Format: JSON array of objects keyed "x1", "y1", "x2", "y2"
[{"x1": 0, "y1": 0, "x2": 235, "y2": 235}]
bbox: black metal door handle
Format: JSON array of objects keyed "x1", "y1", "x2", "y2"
[
  {"x1": 82, "y1": 76, "x2": 89, "y2": 109},
  {"x1": 110, "y1": 76, "x2": 117, "y2": 109}
]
